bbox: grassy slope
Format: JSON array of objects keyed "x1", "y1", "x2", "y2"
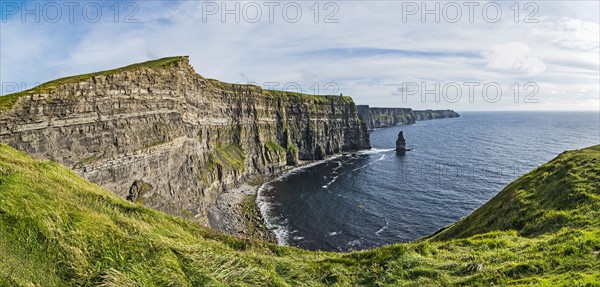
[
  {"x1": 1, "y1": 144, "x2": 599, "y2": 286},
  {"x1": 432, "y1": 146, "x2": 600, "y2": 240}
]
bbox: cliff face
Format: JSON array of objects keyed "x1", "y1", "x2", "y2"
[
  {"x1": 357, "y1": 105, "x2": 459, "y2": 130},
  {"x1": 413, "y1": 109, "x2": 460, "y2": 121},
  {"x1": 0, "y1": 56, "x2": 370, "y2": 225},
  {"x1": 357, "y1": 106, "x2": 415, "y2": 129}
]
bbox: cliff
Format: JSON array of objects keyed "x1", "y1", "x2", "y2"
[
  {"x1": 413, "y1": 109, "x2": 460, "y2": 121},
  {"x1": 357, "y1": 106, "x2": 415, "y2": 129},
  {"x1": 0, "y1": 56, "x2": 370, "y2": 226},
  {"x1": 357, "y1": 105, "x2": 460, "y2": 130},
  {"x1": 1, "y1": 143, "x2": 597, "y2": 286}
]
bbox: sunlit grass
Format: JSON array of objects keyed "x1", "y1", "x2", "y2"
[{"x1": 0, "y1": 144, "x2": 599, "y2": 286}]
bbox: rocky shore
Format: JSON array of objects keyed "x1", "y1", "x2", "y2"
[{"x1": 208, "y1": 183, "x2": 276, "y2": 242}]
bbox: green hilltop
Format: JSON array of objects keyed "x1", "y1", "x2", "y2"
[{"x1": 0, "y1": 143, "x2": 599, "y2": 286}]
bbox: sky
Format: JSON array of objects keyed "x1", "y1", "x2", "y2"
[{"x1": 0, "y1": 0, "x2": 599, "y2": 111}]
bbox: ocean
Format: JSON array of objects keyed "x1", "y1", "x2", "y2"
[{"x1": 257, "y1": 111, "x2": 600, "y2": 251}]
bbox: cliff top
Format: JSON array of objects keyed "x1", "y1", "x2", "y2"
[
  {"x1": 0, "y1": 56, "x2": 188, "y2": 111},
  {"x1": 1, "y1": 142, "x2": 598, "y2": 285},
  {"x1": 0, "y1": 56, "x2": 357, "y2": 112}
]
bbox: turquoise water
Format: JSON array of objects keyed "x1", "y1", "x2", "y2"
[{"x1": 258, "y1": 111, "x2": 600, "y2": 251}]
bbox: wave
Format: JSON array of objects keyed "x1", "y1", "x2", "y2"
[
  {"x1": 375, "y1": 219, "x2": 389, "y2": 236},
  {"x1": 357, "y1": 148, "x2": 394, "y2": 155},
  {"x1": 256, "y1": 183, "x2": 290, "y2": 246},
  {"x1": 352, "y1": 154, "x2": 387, "y2": 171},
  {"x1": 347, "y1": 239, "x2": 362, "y2": 247},
  {"x1": 332, "y1": 160, "x2": 343, "y2": 172},
  {"x1": 328, "y1": 231, "x2": 342, "y2": 236},
  {"x1": 322, "y1": 175, "x2": 340, "y2": 188},
  {"x1": 275, "y1": 154, "x2": 344, "y2": 181}
]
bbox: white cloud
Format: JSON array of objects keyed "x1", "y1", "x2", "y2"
[{"x1": 483, "y1": 42, "x2": 546, "y2": 75}]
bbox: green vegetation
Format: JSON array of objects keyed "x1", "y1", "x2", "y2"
[
  {"x1": 432, "y1": 146, "x2": 600, "y2": 240},
  {"x1": 0, "y1": 93, "x2": 21, "y2": 112},
  {"x1": 262, "y1": 89, "x2": 355, "y2": 105},
  {"x1": 215, "y1": 144, "x2": 246, "y2": 171},
  {"x1": 375, "y1": 114, "x2": 392, "y2": 119},
  {"x1": 287, "y1": 144, "x2": 298, "y2": 155},
  {"x1": 0, "y1": 144, "x2": 599, "y2": 286},
  {"x1": 199, "y1": 153, "x2": 218, "y2": 185},
  {"x1": 75, "y1": 155, "x2": 98, "y2": 167},
  {"x1": 0, "y1": 56, "x2": 186, "y2": 112},
  {"x1": 240, "y1": 194, "x2": 274, "y2": 242},
  {"x1": 286, "y1": 144, "x2": 299, "y2": 165},
  {"x1": 141, "y1": 140, "x2": 166, "y2": 150},
  {"x1": 199, "y1": 145, "x2": 246, "y2": 185},
  {"x1": 265, "y1": 140, "x2": 286, "y2": 155}
]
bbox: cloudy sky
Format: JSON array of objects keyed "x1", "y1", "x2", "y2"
[{"x1": 1, "y1": 1, "x2": 598, "y2": 111}]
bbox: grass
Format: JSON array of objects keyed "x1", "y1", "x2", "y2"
[
  {"x1": 240, "y1": 194, "x2": 274, "y2": 242},
  {"x1": 262, "y1": 89, "x2": 355, "y2": 105},
  {"x1": 199, "y1": 145, "x2": 246, "y2": 185},
  {"x1": 0, "y1": 56, "x2": 187, "y2": 112},
  {"x1": 431, "y1": 146, "x2": 600, "y2": 240},
  {"x1": 265, "y1": 140, "x2": 286, "y2": 155},
  {"x1": 265, "y1": 140, "x2": 287, "y2": 163},
  {"x1": 215, "y1": 145, "x2": 246, "y2": 171},
  {"x1": 0, "y1": 144, "x2": 599, "y2": 286}
]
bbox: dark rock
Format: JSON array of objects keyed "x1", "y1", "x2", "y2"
[{"x1": 396, "y1": 131, "x2": 407, "y2": 153}]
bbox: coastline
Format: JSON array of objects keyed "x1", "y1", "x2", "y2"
[
  {"x1": 256, "y1": 155, "x2": 345, "y2": 246},
  {"x1": 207, "y1": 179, "x2": 276, "y2": 242},
  {"x1": 208, "y1": 156, "x2": 344, "y2": 244},
  {"x1": 207, "y1": 114, "x2": 463, "y2": 245}
]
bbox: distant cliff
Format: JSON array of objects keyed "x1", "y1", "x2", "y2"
[
  {"x1": 413, "y1": 109, "x2": 460, "y2": 121},
  {"x1": 357, "y1": 105, "x2": 459, "y2": 130},
  {"x1": 0, "y1": 56, "x2": 370, "y2": 225}
]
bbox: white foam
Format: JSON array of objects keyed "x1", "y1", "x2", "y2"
[
  {"x1": 256, "y1": 184, "x2": 290, "y2": 246},
  {"x1": 322, "y1": 175, "x2": 340, "y2": 189},
  {"x1": 277, "y1": 154, "x2": 344, "y2": 180},
  {"x1": 332, "y1": 161, "x2": 343, "y2": 171},
  {"x1": 357, "y1": 148, "x2": 394, "y2": 155},
  {"x1": 375, "y1": 219, "x2": 389, "y2": 236},
  {"x1": 352, "y1": 154, "x2": 387, "y2": 171},
  {"x1": 347, "y1": 239, "x2": 361, "y2": 247},
  {"x1": 328, "y1": 231, "x2": 342, "y2": 236}
]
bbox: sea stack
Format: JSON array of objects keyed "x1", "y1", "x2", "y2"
[{"x1": 396, "y1": 131, "x2": 407, "y2": 153}]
